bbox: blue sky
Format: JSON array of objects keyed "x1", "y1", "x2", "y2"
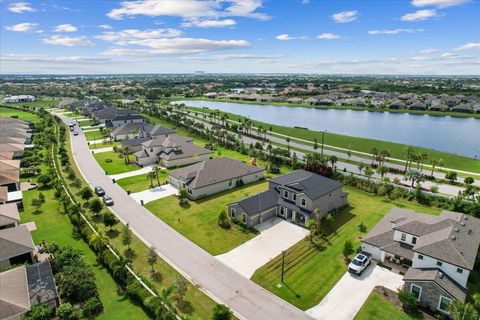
[{"x1": 1, "y1": 0, "x2": 479, "y2": 74}]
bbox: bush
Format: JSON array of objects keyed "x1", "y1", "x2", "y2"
[
  {"x1": 126, "y1": 282, "x2": 151, "y2": 305},
  {"x1": 25, "y1": 304, "x2": 52, "y2": 320},
  {"x1": 82, "y1": 296, "x2": 103, "y2": 318},
  {"x1": 342, "y1": 240, "x2": 354, "y2": 260},
  {"x1": 57, "y1": 265, "x2": 97, "y2": 303},
  {"x1": 397, "y1": 288, "x2": 418, "y2": 313},
  {"x1": 57, "y1": 303, "x2": 77, "y2": 320},
  {"x1": 218, "y1": 209, "x2": 231, "y2": 229},
  {"x1": 105, "y1": 158, "x2": 113, "y2": 163},
  {"x1": 212, "y1": 304, "x2": 233, "y2": 320}
]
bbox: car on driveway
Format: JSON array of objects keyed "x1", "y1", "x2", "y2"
[
  {"x1": 94, "y1": 186, "x2": 105, "y2": 196},
  {"x1": 348, "y1": 252, "x2": 371, "y2": 275},
  {"x1": 102, "y1": 196, "x2": 114, "y2": 206}
]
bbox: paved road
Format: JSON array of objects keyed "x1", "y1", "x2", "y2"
[{"x1": 55, "y1": 112, "x2": 313, "y2": 320}]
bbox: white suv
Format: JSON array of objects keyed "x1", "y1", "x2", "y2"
[{"x1": 348, "y1": 252, "x2": 372, "y2": 275}]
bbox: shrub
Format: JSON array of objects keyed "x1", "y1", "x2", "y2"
[
  {"x1": 342, "y1": 240, "x2": 354, "y2": 260},
  {"x1": 105, "y1": 158, "x2": 113, "y2": 163},
  {"x1": 57, "y1": 303, "x2": 77, "y2": 320},
  {"x1": 82, "y1": 297, "x2": 103, "y2": 318},
  {"x1": 430, "y1": 185, "x2": 439, "y2": 193},
  {"x1": 57, "y1": 265, "x2": 97, "y2": 303},
  {"x1": 25, "y1": 304, "x2": 52, "y2": 320},
  {"x1": 358, "y1": 222, "x2": 367, "y2": 233},
  {"x1": 212, "y1": 304, "x2": 233, "y2": 320},
  {"x1": 218, "y1": 209, "x2": 231, "y2": 229}
]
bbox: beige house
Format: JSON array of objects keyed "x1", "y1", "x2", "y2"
[
  {"x1": 0, "y1": 225, "x2": 35, "y2": 268},
  {"x1": 0, "y1": 203, "x2": 20, "y2": 229}
]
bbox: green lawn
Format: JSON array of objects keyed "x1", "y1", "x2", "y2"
[
  {"x1": 84, "y1": 130, "x2": 103, "y2": 141},
  {"x1": 180, "y1": 104, "x2": 480, "y2": 174},
  {"x1": 93, "y1": 151, "x2": 139, "y2": 175},
  {"x1": 0, "y1": 99, "x2": 59, "y2": 109},
  {"x1": 145, "y1": 181, "x2": 267, "y2": 255},
  {"x1": 89, "y1": 140, "x2": 120, "y2": 150},
  {"x1": 251, "y1": 187, "x2": 440, "y2": 310},
  {"x1": 0, "y1": 106, "x2": 40, "y2": 122},
  {"x1": 78, "y1": 119, "x2": 94, "y2": 127},
  {"x1": 117, "y1": 170, "x2": 169, "y2": 193},
  {"x1": 355, "y1": 291, "x2": 420, "y2": 320}
]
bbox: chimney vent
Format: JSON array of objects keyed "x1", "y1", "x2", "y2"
[{"x1": 439, "y1": 272, "x2": 444, "y2": 279}]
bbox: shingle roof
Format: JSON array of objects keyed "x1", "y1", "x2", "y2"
[
  {"x1": 169, "y1": 158, "x2": 263, "y2": 189},
  {"x1": 235, "y1": 189, "x2": 279, "y2": 216},
  {"x1": 0, "y1": 266, "x2": 30, "y2": 319},
  {"x1": 0, "y1": 203, "x2": 20, "y2": 227},
  {"x1": 0, "y1": 225, "x2": 35, "y2": 261},
  {"x1": 111, "y1": 114, "x2": 144, "y2": 122},
  {"x1": 121, "y1": 137, "x2": 151, "y2": 148},
  {"x1": 140, "y1": 124, "x2": 175, "y2": 136},
  {"x1": 404, "y1": 268, "x2": 467, "y2": 301},
  {"x1": 110, "y1": 122, "x2": 146, "y2": 136},
  {"x1": 270, "y1": 170, "x2": 343, "y2": 200}
]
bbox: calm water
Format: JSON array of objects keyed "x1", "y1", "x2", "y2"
[{"x1": 173, "y1": 100, "x2": 480, "y2": 158}]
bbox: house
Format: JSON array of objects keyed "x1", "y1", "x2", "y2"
[
  {"x1": 286, "y1": 97, "x2": 303, "y2": 104},
  {"x1": 361, "y1": 208, "x2": 480, "y2": 315},
  {"x1": 303, "y1": 97, "x2": 318, "y2": 105},
  {"x1": 0, "y1": 159, "x2": 21, "y2": 192},
  {"x1": 2, "y1": 95, "x2": 36, "y2": 103},
  {"x1": 451, "y1": 104, "x2": 472, "y2": 113},
  {"x1": 389, "y1": 101, "x2": 405, "y2": 109},
  {"x1": 169, "y1": 158, "x2": 264, "y2": 200},
  {"x1": 227, "y1": 170, "x2": 348, "y2": 227},
  {"x1": 0, "y1": 225, "x2": 35, "y2": 267},
  {"x1": 0, "y1": 261, "x2": 59, "y2": 319},
  {"x1": 120, "y1": 137, "x2": 151, "y2": 154},
  {"x1": 91, "y1": 107, "x2": 137, "y2": 124},
  {"x1": 430, "y1": 104, "x2": 448, "y2": 112},
  {"x1": 110, "y1": 122, "x2": 146, "y2": 141},
  {"x1": 408, "y1": 101, "x2": 427, "y2": 110},
  {"x1": 134, "y1": 135, "x2": 212, "y2": 168},
  {"x1": 107, "y1": 114, "x2": 146, "y2": 128},
  {"x1": 0, "y1": 203, "x2": 20, "y2": 229},
  {"x1": 137, "y1": 124, "x2": 175, "y2": 139}
]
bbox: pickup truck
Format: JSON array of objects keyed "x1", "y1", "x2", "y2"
[{"x1": 348, "y1": 252, "x2": 372, "y2": 275}]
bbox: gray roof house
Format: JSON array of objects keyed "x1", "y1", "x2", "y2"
[
  {"x1": 107, "y1": 114, "x2": 146, "y2": 128},
  {"x1": 361, "y1": 208, "x2": 480, "y2": 315},
  {"x1": 0, "y1": 225, "x2": 35, "y2": 267},
  {"x1": 228, "y1": 170, "x2": 348, "y2": 227},
  {"x1": 138, "y1": 124, "x2": 175, "y2": 139},
  {"x1": 110, "y1": 122, "x2": 149, "y2": 141},
  {"x1": 134, "y1": 134, "x2": 212, "y2": 168},
  {"x1": 169, "y1": 157, "x2": 264, "y2": 200}
]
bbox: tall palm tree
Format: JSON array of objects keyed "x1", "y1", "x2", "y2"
[
  {"x1": 122, "y1": 146, "x2": 130, "y2": 164},
  {"x1": 376, "y1": 165, "x2": 388, "y2": 178},
  {"x1": 156, "y1": 285, "x2": 177, "y2": 319},
  {"x1": 379, "y1": 149, "x2": 390, "y2": 165},
  {"x1": 419, "y1": 152, "x2": 429, "y2": 172},
  {"x1": 153, "y1": 165, "x2": 162, "y2": 186},
  {"x1": 112, "y1": 256, "x2": 131, "y2": 286},
  {"x1": 146, "y1": 171, "x2": 156, "y2": 188},
  {"x1": 364, "y1": 166, "x2": 374, "y2": 182},
  {"x1": 406, "y1": 169, "x2": 424, "y2": 188},
  {"x1": 448, "y1": 300, "x2": 478, "y2": 320},
  {"x1": 89, "y1": 230, "x2": 108, "y2": 252},
  {"x1": 370, "y1": 148, "x2": 378, "y2": 165},
  {"x1": 403, "y1": 146, "x2": 414, "y2": 173},
  {"x1": 329, "y1": 155, "x2": 338, "y2": 170}
]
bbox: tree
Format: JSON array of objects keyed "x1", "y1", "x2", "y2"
[
  {"x1": 342, "y1": 240, "x2": 354, "y2": 260},
  {"x1": 364, "y1": 166, "x2": 374, "y2": 182},
  {"x1": 82, "y1": 296, "x2": 103, "y2": 318},
  {"x1": 157, "y1": 285, "x2": 176, "y2": 319},
  {"x1": 445, "y1": 170, "x2": 458, "y2": 183},
  {"x1": 376, "y1": 165, "x2": 388, "y2": 179},
  {"x1": 37, "y1": 174, "x2": 52, "y2": 188},
  {"x1": 464, "y1": 176, "x2": 474, "y2": 185},
  {"x1": 25, "y1": 304, "x2": 52, "y2": 320},
  {"x1": 307, "y1": 219, "x2": 316, "y2": 242},
  {"x1": 397, "y1": 288, "x2": 418, "y2": 313},
  {"x1": 146, "y1": 171, "x2": 156, "y2": 188},
  {"x1": 389, "y1": 187, "x2": 402, "y2": 203},
  {"x1": 89, "y1": 230, "x2": 108, "y2": 252},
  {"x1": 328, "y1": 155, "x2": 338, "y2": 170},
  {"x1": 406, "y1": 169, "x2": 424, "y2": 188},
  {"x1": 57, "y1": 303, "x2": 76, "y2": 320},
  {"x1": 147, "y1": 245, "x2": 158, "y2": 273},
  {"x1": 31, "y1": 198, "x2": 44, "y2": 214},
  {"x1": 122, "y1": 146, "x2": 131, "y2": 164},
  {"x1": 102, "y1": 211, "x2": 118, "y2": 230},
  {"x1": 358, "y1": 221, "x2": 367, "y2": 233},
  {"x1": 430, "y1": 158, "x2": 444, "y2": 176},
  {"x1": 153, "y1": 164, "x2": 163, "y2": 186},
  {"x1": 89, "y1": 198, "x2": 103, "y2": 216},
  {"x1": 178, "y1": 187, "x2": 188, "y2": 205},
  {"x1": 218, "y1": 209, "x2": 231, "y2": 229},
  {"x1": 212, "y1": 304, "x2": 233, "y2": 320},
  {"x1": 80, "y1": 187, "x2": 93, "y2": 201},
  {"x1": 370, "y1": 148, "x2": 378, "y2": 165},
  {"x1": 57, "y1": 265, "x2": 97, "y2": 303},
  {"x1": 175, "y1": 275, "x2": 188, "y2": 308},
  {"x1": 404, "y1": 146, "x2": 414, "y2": 172},
  {"x1": 122, "y1": 223, "x2": 132, "y2": 250},
  {"x1": 448, "y1": 301, "x2": 478, "y2": 320}
]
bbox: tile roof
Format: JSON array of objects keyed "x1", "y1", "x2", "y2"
[
  {"x1": 0, "y1": 266, "x2": 30, "y2": 319},
  {"x1": 0, "y1": 203, "x2": 20, "y2": 227},
  {"x1": 0, "y1": 225, "x2": 35, "y2": 261}
]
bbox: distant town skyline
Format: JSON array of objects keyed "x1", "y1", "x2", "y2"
[{"x1": 1, "y1": 0, "x2": 479, "y2": 74}]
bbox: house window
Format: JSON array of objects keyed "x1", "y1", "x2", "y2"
[
  {"x1": 418, "y1": 255, "x2": 423, "y2": 260},
  {"x1": 242, "y1": 214, "x2": 246, "y2": 223},
  {"x1": 283, "y1": 190, "x2": 289, "y2": 199},
  {"x1": 301, "y1": 198, "x2": 306, "y2": 207},
  {"x1": 292, "y1": 194, "x2": 296, "y2": 201},
  {"x1": 412, "y1": 237, "x2": 417, "y2": 245},
  {"x1": 230, "y1": 208, "x2": 236, "y2": 218},
  {"x1": 437, "y1": 296, "x2": 452, "y2": 313},
  {"x1": 437, "y1": 261, "x2": 443, "y2": 267},
  {"x1": 457, "y1": 268, "x2": 463, "y2": 274},
  {"x1": 410, "y1": 284, "x2": 422, "y2": 300},
  {"x1": 228, "y1": 180, "x2": 232, "y2": 186},
  {"x1": 187, "y1": 188, "x2": 192, "y2": 194},
  {"x1": 401, "y1": 233, "x2": 406, "y2": 241}
]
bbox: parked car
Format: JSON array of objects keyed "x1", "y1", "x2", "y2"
[
  {"x1": 94, "y1": 186, "x2": 105, "y2": 196},
  {"x1": 348, "y1": 252, "x2": 372, "y2": 275},
  {"x1": 102, "y1": 196, "x2": 114, "y2": 206},
  {"x1": 73, "y1": 131, "x2": 79, "y2": 136}
]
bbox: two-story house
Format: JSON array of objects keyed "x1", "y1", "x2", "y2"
[
  {"x1": 227, "y1": 170, "x2": 348, "y2": 227},
  {"x1": 361, "y1": 208, "x2": 480, "y2": 315}
]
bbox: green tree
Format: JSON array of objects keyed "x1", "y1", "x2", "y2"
[
  {"x1": 364, "y1": 166, "x2": 374, "y2": 183},
  {"x1": 102, "y1": 211, "x2": 118, "y2": 230},
  {"x1": 37, "y1": 174, "x2": 52, "y2": 188},
  {"x1": 122, "y1": 223, "x2": 132, "y2": 250},
  {"x1": 448, "y1": 301, "x2": 478, "y2": 320},
  {"x1": 342, "y1": 240, "x2": 354, "y2": 260},
  {"x1": 56, "y1": 303, "x2": 76, "y2": 320},
  {"x1": 406, "y1": 169, "x2": 424, "y2": 187},
  {"x1": 147, "y1": 245, "x2": 158, "y2": 273},
  {"x1": 89, "y1": 198, "x2": 103, "y2": 216},
  {"x1": 314, "y1": 208, "x2": 322, "y2": 236},
  {"x1": 175, "y1": 275, "x2": 188, "y2": 309},
  {"x1": 445, "y1": 170, "x2": 457, "y2": 182},
  {"x1": 157, "y1": 285, "x2": 177, "y2": 319},
  {"x1": 80, "y1": 187, "x2": 93, "y2": 201},
  {"x1": 430, "y1": 158, "x2": 444, "y2": 176},
  {"x1": 403, "y1": 146, "x2": 415, "y2": 172},
  {"x1": 88, "y1": 231, "x2": 108, "y2": 252},
  {"x1": 25, "y1": 304, "x2": 52, "y2": 320},
  {"x1": 376, "y1": 165, "x2": 388, "y2": 179},
  {"x1": 212, "y1": 304, "x2": 233, "y2": 320},
  {"x1": 146, "y1": 171, "x2": 156, "y2": 188},
  {"x1": 370, "y1": 147, "x2": 378, "y2": 165},
  {"x1": 178, "y1": 187, "x2": 188, "y2": 205},
  {"x1": 329, "y1": 155, "x2": 338, "y2": 170},
  {"x1": 464, "y1": 176, "x2": 474, "y2": 185},
  {"x1": 153, "y1": 164, "x2": 163, "y2": 186},
  {"x1": 218, "y1": 209, "x2": 231, "y2": 229},
  {"x1": 31, "y1": 198, "x2": 44, "y2": 214},
  {"x1": 397, "y1": 288, "x2": 418, "y2": 313}
]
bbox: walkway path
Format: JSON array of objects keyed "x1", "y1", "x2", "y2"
[
  {"x1": 82, "y1": 124, "x2": 104, "y2": 129},
  {"x1": 83, "y1": 128, "x2": 100, "y2": 133},
  {"x1": 91, "y1": 147, "x2": 113, "y2": 154},
  {"x1": 130, "y1": 184, "x2": 178, "y2": 204},
  {"x1": 109, "y1": 165, "x2": 156, "y2": 180},
  {"x1": 54, "y1": 111, "x2": 313, "y2": 320}
]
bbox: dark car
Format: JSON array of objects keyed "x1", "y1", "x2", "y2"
[
  {"x1": 73, "y1": 131, "x2": 79, "y2": 136},
  {"x1": 102, "y1": 196, "x2": 114, "y2": 206},
  {"x1": 94, "y1": 186, "x2": 105, "y2": 196}
]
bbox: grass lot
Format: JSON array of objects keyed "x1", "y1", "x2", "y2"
[
  {"x1": 0, "y1": 99, "x2": 59, "y2": 109},
  {"x1": 84, "y1": 129, "x2": 103, "y2": 141},
  {"x1": 78, "y1": 119, "x2": 94, "y2": 127},
  {"x1": 93, "y1": 151, "x2": 139, "y2": 175},
  {"x1": 355, "y1": 291, "x2": 419, "y2": 320},
  {"x1": 179, "y1": 104, "x2": 480, "y2": 174},
  {"x1": 0, "y1": 106, "x2": 41, "y2": 122},
  {"x1": 145, "y1": 181, "x2": 267, "y2": 255},
  {"x1": 89, "y1": 140, "x2": 120, "y2": 150},
  {"x1": 117, "y1": 170, "x2": 170, "y2": 193},
  {"x1": 251, "y1": 187, "x2": 440, "y2": 310}
]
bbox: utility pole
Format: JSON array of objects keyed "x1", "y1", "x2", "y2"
[
  {"x1": 320, "y1": 130, "x2": 326, "y2": 159},
  {"x1": 281, "y1": 250, "x2": 286, "y2": 283}
]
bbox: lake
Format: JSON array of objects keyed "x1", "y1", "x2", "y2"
[{"x1": 172, "y1": 100, "x2": 480, "y2": 158}]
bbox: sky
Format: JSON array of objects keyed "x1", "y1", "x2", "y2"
[{"x1": 0, "y1": 0, "x2": 479, "y2": 75}]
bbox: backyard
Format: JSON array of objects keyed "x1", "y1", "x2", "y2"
[
  {"x1": 251, "y1": 186, "x2": 440, "y2": 310},
  {"x1": 94, "y1": 151, "x2": 139, "y2": 175},
  {"x1": 145, "y1": 181, "x2": 268, "y2": 255}
]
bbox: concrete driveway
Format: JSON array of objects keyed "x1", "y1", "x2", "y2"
[
  {"x1": 216, "y1": 218, "x2": 309, "y2": 278},
  {"x1": 306, "y1": 264, "x2": 403, "y2": 320},
  {"x1": 130, "y1": 184, "x2": 178, "y2": 204},
  {"x1": 110, "y1": 165, "x2": 156, "y2": 180}
]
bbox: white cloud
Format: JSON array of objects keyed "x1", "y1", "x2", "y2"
[
  {"x1": 98, "y1": 24, "x2": 113, "y2": 30},
  {"x1": 454, "y1": 42, "x2": 480, "y2": 51},
  {"x1": 107, "y1": 0, "x2": 269, "y2": 21},
  {"x1": 5, "y1": 22, "x2": 41, "y2": 32},
  {"x1": 1, "y1": 54, "x2": 113, "y2": 65},
  {"x1": 42, "y1": 35, "x2": 95, "y2": 47},
  {"x1": 441, "y1": 52, "x2": 456, "y2": 57},
  {"x1": 54, "y1": 24, "x2": 78, "y2": 32},
  {"x1": 331, "y1": 10, "x2": 358, "y2": 23},
  {"x1": 401, "y1": 9, "x2": 437, "y2": 21},
  {"x1": 420, "y1": 48, "x2": 437, "y2": 53},
  {"x1": 301, "y1": 0, "x2": 310, "y2": 4},
  {"x1": 183, "y1": 54, "x2": 283, "y2": 61},
  {"x1": 102, "y1": 38, "x2": 249, "y2": 56},
  {"x1": 275, "y1": 34, "x2": 307, "y2": 41},
  {"x1": 410, "y1": 56, "x2": 428, "y2": 60},
  {"x1": 182, "y1": 19, "x2": 237, "y2": 28},
  {"x1": 317, "y1": 33, "x2": 340, "y2": 40},
  {"x1": 8, "y1": 2, "x2": 36, "y2": 13},
  {"x1": 368, "y1": 28, "x2": 424, "y2": 35},
  {"x1": 411, "y1": 0, "x2": 470, "y2": 8},
  {"x1": 96, "y1": 28, "x2": 182, "y2": 42}
]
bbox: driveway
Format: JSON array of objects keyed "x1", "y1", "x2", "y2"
[
  {"x1": 130, "y1": 184, "x2": 178, "y2": 204},
  {"x1": 306, "y1": 264, "x2": 403, "y2": 320},
  {"x1": 91, "y1": 147, "x2": 113, "y2": 154},
  {"x1": 110, "y1": 165, "x2": 156, "y2": 180},
  {"x1": 216, "y1": 218, "x2": 309, "y2": 278}
]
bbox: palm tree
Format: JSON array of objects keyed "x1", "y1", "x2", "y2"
[
  {"x1": 286, "y1": 137, "x2": 291, "y2": 155},
  {"x1": 448, "y1": 300, "x2": 478, "y2": 320},
  {"x1": 112, "y1": 256, "x2": 130, "y2": 286},
  {"x1": 430, "y1": 158, "x2": 444, "y2": 177},
  {"x1": 406, "y1": 169, "x2": 424, "y2": 187},
  {"x1": 376, "y1": 165, "x2": 388, "y2": 178},
  {"x1": 156, "y1": 285, "x2": 177, "y2": 319},
  {"x1": 358, "y1": 162, "x2": 365, "y2": 175},
  {"x1": 122, "y1": 146, "x2": 130, "y2": 164},
  {"x1": 404, "y1": 146, "x2": 414, "y2": 172},
  {"x1": 419, "y1": 152, "x2": 428, "y2": 171},
  {"x1": 329, "y1": 155, "x2": 338, "y2": 170},
  {"x1": 153, "y1": 165, "x2": 162, "y2": 186},
  {"x1": 370, "y1": 148, "x2": 378, "y2": 165},
  {"x1": 89, "y1": 230, "x2": 108, "y2": 252},
  {"x1": 146, "y1": 171, "x2": 156, "y2": 188},
  {"x1": 364, "y1": 166, "x2": 374, "y2": 182},
  {"x1": 379, "y1": 150, "x2": 390, "y2": 165}
]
